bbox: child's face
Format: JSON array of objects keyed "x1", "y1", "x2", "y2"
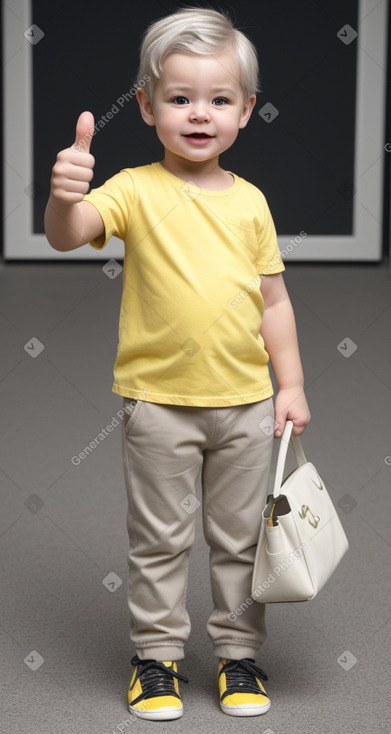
[{"x1": 137, "y1": 48, "x2": 256, "y2": 167}]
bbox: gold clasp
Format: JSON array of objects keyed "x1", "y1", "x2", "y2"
[
  {"x1": 311, "y1": 475, "x2": 324, "y2": 491},
  {"x1": 298, "y1": 504, "x2": 320, "y2": 528}
]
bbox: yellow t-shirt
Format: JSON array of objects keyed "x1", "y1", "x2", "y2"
[{"x1": 84, "y1": 162, "x2": 284, "y2": 406}]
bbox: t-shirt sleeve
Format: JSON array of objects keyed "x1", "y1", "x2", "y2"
[
  {"x1": 83, "y1": 169, "x2": 135, "y2": 250},
  {"x1": 255, "y1": 191, "x2": 285, "y2": 276}
]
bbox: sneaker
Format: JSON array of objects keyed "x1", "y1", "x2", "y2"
[
  {"x1": 218, "y1": 657, "x2": 271, "y2": 717},
  {"x1": 128, "y1": 654, "x2": 188, "y2": 720}
]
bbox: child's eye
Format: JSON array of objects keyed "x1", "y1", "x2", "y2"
[
  {"x1": 172, "y1": 96, "x2": 189, "y2": 105},
  {"x1": 212, "y1": 97, "x2": 229, "y2": 106}
]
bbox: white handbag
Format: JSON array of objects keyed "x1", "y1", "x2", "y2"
[{"x1": 252, "y1": 421, "x2": 349, "y2": 603}]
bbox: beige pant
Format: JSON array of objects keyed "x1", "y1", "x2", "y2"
[{"x1": 121, "y1": 397, "x2": 274, "y2": 661}]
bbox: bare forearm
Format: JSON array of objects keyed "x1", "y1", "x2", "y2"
[
  {"x1": 260, "y1": 298, "x2": 304, "y2": 389},
  {"x1": 44, "y1": 198, "x2": 86, "y2": 251},
  {"x1": 259, "y1": 273, "x2": 310, "y2": 435}
]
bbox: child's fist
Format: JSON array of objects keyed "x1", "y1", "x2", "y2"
[{"x1": 50, "y1": 111, "x2": 95, "y2": 204}]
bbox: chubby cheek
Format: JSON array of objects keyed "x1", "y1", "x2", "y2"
[
  {"x1": 156, "y1": 112, "x2": 182, "y2": 136},
  {"x1": 218, "y1": 118, "x2": 240, "y2": 141},
  {"x1": 220, "y1": 119, "x2": 235, "y2": 134},
  {"x1": 153, "y1": 112, "x2": 172, "y2": 133},
  {"x1": 159, "y1": 125, "x2": 178, "y2": 145},
  {"x1": 216, "y1": 108, "x2": 241, "y2": 129}
]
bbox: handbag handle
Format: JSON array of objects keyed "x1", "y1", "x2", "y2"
[{"x1": 272, "y1": 420, "x2": 307, "y2": 498}]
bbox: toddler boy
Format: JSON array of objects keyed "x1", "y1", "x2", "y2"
[{"x1": 45, "y1": 6, "x2": 310, "y2": 721}]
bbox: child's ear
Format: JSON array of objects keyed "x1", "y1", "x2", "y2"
[
  {"x1": 239, "y1": 94, "x2": 257, "y2": 129},
  {"x1": 136, "y1": 88, "x2": 155, "y2": 126}
]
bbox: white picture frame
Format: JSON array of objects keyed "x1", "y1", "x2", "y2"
[{"x1": 2, "y1": 0, "x2": 388, "y2": 260}]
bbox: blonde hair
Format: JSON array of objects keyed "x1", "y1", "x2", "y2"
[{"x1": 136, "y1": 7, "x2": 260, "y2": 102}]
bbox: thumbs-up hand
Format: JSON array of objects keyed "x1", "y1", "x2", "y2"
[{"x1": 50, "y1": 111, "x2": 95, "y2": 204}]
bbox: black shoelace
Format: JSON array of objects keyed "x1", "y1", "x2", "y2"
[
  {"x1": 219, "y1": 657, "x2": 268, "y2": 700},
  {"x1": 130, "y1": 655, "x2": 188, "y2": 705}
]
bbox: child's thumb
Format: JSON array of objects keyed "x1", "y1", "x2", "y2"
[{"x1": 72, "y1": 111, "x2": 95, "y2": 153}]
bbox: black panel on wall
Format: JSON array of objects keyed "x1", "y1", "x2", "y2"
[{"x1": 32, "y1": 0, "x2": 358, "y2": 237}]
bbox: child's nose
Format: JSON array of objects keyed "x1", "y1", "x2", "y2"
[{"x1": 189, "y1": 104, "x2": 211, "y2": 122}]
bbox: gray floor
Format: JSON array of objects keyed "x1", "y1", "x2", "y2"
[{"x1": 1, "y1": 260, "x2": 391, "y2": 734}]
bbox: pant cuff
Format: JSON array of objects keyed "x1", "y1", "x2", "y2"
[
  {"x1": 213, "y1": 641, "x2": 261, "y2": 660},
  {"x1": 134, "y1": 643, "x2": 185, "y2": 661}
]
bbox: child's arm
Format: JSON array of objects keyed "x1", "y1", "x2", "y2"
[
  {"x1": 260, "y1": 272, "x2": 310, "y2": 437},
  {"x1": 44, "y1": 111, "x2": 104, "y2": 251}
]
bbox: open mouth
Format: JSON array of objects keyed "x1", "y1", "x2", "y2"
[
  {"x1": 183, "y1": 132, "x2": 214, "y2": 146},
  {"x1": 185, "y1": 133, "x2": 213, "y2": 139}
]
